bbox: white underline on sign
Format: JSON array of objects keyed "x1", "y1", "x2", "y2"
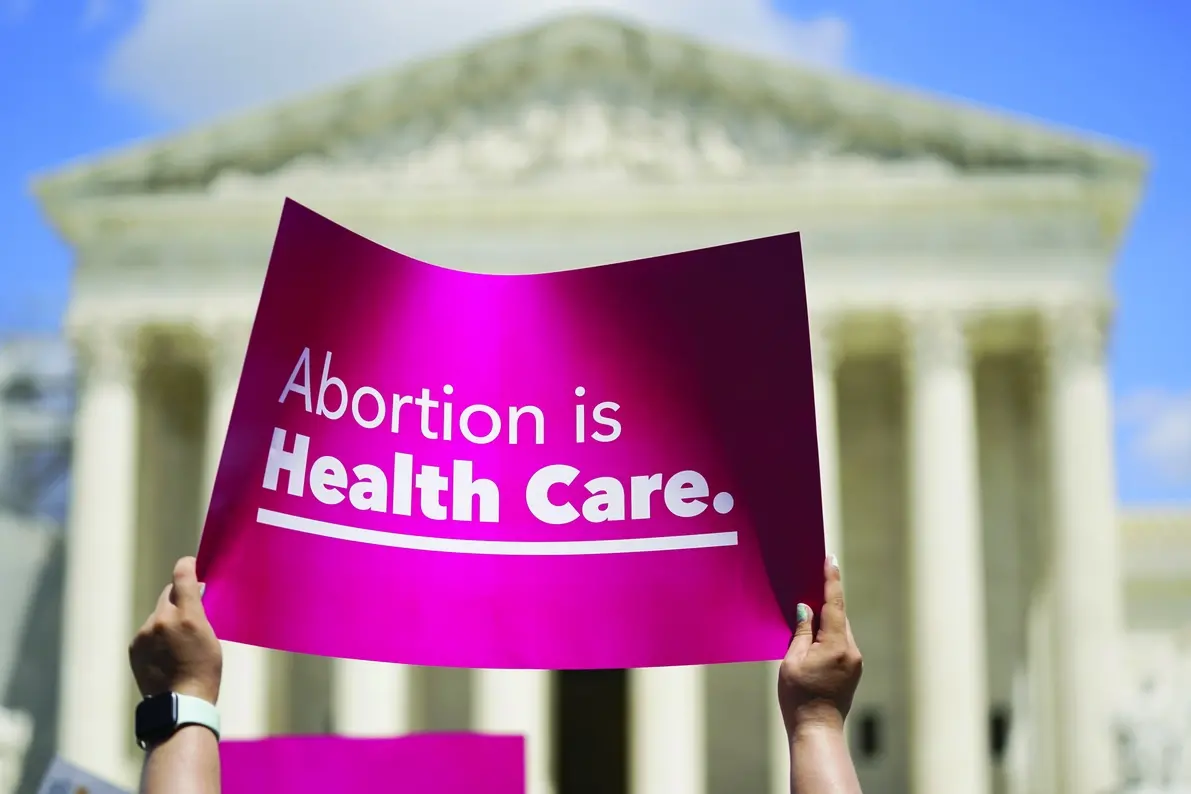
[{"x1": 256, "y1": 508, "x2": 739, "y2": 556}]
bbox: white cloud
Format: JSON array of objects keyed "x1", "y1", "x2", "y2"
[
  {"x1": 1120, "y1": 389, "x2": 1191, "y2": 486},
  {"x1": 100, "y1": 0, "x2": 850, "y2": 120}
]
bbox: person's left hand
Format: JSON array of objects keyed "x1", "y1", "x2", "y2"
[
  {"x1": 129, "y1": 557, "x2": 222, "y2": 705},
  {"x1": 778, "y1": 556, "x2": 863, "y2": 734}
]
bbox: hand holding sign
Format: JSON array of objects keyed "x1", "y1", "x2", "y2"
[
  {"x1": 129, "y1": 557, "x2": 222, "y2": 705},
  {"x1": 778, "y1": 557, "x2": 863, "y2": 735}
]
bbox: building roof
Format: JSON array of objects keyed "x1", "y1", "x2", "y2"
[{"x1": 32, "y1": 13, "x2": 1144, "y2": 203}]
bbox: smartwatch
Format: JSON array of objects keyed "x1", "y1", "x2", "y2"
[{"x1": 135, "y1": 692, "x2": 221, "y2": 750}]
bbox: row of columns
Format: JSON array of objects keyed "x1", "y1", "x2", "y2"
[
  {"x1": 766, "y1": 307, "x2": 1122, "y2": 794},
  {"x1": 52, "y1": 321, "x2": 565, "y2": 791},
  {"x1": 58, "y1": 305, "x2": 1122, "y2": 793}
]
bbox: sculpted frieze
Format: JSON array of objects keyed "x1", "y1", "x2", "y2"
[{"x1": 211, "y1": 81, "x2": 957, "y2": 193}]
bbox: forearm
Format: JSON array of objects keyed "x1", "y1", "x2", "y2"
[
  {"x1": 788, "y1": 722, "x2": 861, "y2": 794},
  {"x1": 140, "y1": 726, "x2": 221, "y2": 794}
]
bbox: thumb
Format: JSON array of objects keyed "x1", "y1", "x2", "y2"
[
  {"x1": 170, "y1": 556, "x2": 203, "y2": 610},
  {"x1": 787, "y1": 603, "x2": 814, "y2": 660}
]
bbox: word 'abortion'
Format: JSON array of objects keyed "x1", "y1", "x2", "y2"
[{"x1": 279, "y1": 348, "x2": 621, "y2": 445}]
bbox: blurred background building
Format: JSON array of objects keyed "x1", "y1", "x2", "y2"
[
  {"x1": 2, "y1": 12, "x2": 1189, "y2": 794},
  {"x1": 0, "y1": 337, "x2": 72, "y2": 794}
]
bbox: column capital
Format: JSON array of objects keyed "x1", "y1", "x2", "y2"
[
  {"x1": 70, "y1": 324, "x2": 139, "y2": 386},
  {"x1": 1042, "y1": 304, "x2": 1108, "y2": 370},
  {"x1": 906, "y1": 310, "x2": 971, "y2": 372}
]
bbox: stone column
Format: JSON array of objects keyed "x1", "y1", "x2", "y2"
[
  {"x1": 203, "y1": 321, "x2": 250, "y2": 511},
  {"x1": 1024, "y1": 582, "x2": 1059, "y2": 794},
  {"x1": 332, "y1": 660, "x2": 413, "y2": 737},
  {"x1": 1044, "y1": 306, "x2": 1122, "y2": 793},
  {"x1": 811, "y1": 316, "x2": 844, "y2": 563},
  {"x1": 204, "y1": 321, "x2": 270, "y2": 738},
  {"x1": 768, "y1": 662, "x2": 790, "y2": 794},
  {"x1": 906, "y1": 312, "x2": 990, "y2": 794},
  {"x1": 58, "y1": 326, "x2": 140, "y2": 782},
  {"x1": 631, "y1": 666, "x2": 705, "y2": 794},
  {"x1": 474, "y1": 670, "x2": 553, "y2": 794},
  {"x1": 768, "y1": 316, "x2": 845, "y2": 794}
]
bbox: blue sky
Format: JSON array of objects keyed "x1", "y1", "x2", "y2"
[{"x1": 0, "y1": 0, "x2": 1187, "y2": 504}]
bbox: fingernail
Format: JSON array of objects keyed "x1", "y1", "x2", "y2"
[
  {"x1": 796, "y1": 603, "x2": 811, "y2": 624},
  {"x1": 829, "y1": 554, "x2": 840, "y2": 571},
  {"x1": 198, "y1": 583, "x2": 206, "y2": 600}
]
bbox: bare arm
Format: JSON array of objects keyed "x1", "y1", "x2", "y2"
[
  {"x1": 130, "y1": 558, "x2": 224, "y2": 794},
  {"x1": 141, "y1": 726, "x2": 221, "y2": 794},
  {"x1": 789, "y1": 717, "x2": 861, "y2": 794},
  {"x1": 778, "y1": 558, "x2": 864, "y2": 794}
]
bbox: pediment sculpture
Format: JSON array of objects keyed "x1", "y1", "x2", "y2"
[{"x1": 212, "y1": 85, "x2": 955, "y2": 195}]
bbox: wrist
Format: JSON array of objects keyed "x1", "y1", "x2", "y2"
[
  {"x1": 148, "y1": 723, "x2": 221, "y2": 747},
  {"x1": 788, "y1": 718, "x2": 849, "y2": 762},
  {"x1": 174, "y1": 676, "x2": 220, "y2": 706},
  {"x1": 786, "y1": 701, "x2": 847, "y2": 739},
  {"x1": 135, "y1": 692, "x2": 221, "y2": 750}
]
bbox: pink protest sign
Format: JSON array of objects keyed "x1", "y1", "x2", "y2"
[
  {"x1": 197, "y1": 199, "x2": 825, "y2": 669},
  {"x1": 220, "y1": 735, "x2": 525, "y2": 794}
]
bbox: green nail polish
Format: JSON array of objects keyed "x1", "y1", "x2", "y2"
[{"x1": 796, "y1": 603, "x2": 810, "y2": 624}]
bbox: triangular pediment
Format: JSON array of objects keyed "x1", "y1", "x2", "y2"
[
  {"x1": 35, "y1": 13, "x2": 1143, "y2": 201},
  {"x1": 206, "y1": 80, "x2": 971, "y2": 195}
]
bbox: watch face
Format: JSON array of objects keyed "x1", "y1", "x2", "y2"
[{"x1": 135, "y1": 694, "x2": 177, "y2": 747}]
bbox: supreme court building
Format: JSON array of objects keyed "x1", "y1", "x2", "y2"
[{"x1": 33, "y1": 14, "x2": 1154, "y2": 794}]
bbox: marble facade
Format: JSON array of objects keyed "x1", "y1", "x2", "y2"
[{"x1": 32, "y1": 14, "x2": 1157, "y2": 794}]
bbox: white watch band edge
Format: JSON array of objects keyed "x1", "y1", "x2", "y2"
[{"x1": 175, "y1": 693, "x2": 221, "y2": 741}]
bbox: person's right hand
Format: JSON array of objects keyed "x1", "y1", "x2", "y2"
[
  {"x1": 129, "y1": 556, "x2": 222, "y2": 705},
  {"x1": 778, "y1": 556, "x2": 863, "y2": 735}
]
